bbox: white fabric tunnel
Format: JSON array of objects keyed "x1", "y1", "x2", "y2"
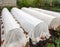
[
  {"x1": 29, "y1": 8, "x2": 60, "y2": 30},
  {"x1": 2, "y1": 8, "x2": 27, "y2": 47},
  {"x1": 11, "y1": 8, "x2": 51, "y2": 43},
  {"x1": 30, "y1": 8, "x2": 60, "y2": 18},
  {"x1": 21, "y1": 7, "x2": 60, "y2": 29}
]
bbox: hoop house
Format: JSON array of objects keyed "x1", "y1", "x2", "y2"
[
  {"x1": 2, "y1": 8, "x2": 27, "y2": 47},
  {"x1": 22, "y1": 7, "x2": 60, "y2": 29},
  {"x1": 11, "y1": 8, "x2": 51, "y2": 43}
]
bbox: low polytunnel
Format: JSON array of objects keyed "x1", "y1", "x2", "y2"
[
  {"x1": 29, "y1": 8, "x2": 60, "y2": 30},
  {"x1": 1, "y1": 8, "x2": 27, "y2": 47},
  {"x1": 11, "y1": 8, "x2": 51, "y2": 44},
  {"x1": 21, "y1": 7, "x2": 60, "y2": 30},
  {"x1": 30, "y1": 8, "x2": 60, "y2": 18}
]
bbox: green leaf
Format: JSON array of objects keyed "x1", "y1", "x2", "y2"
[
  {"x1": 46, "y1": 43, "x2": 54, "y2": 47},
  {"x1": 55, "y1": 38, "x2": 60, "y2": 47}
]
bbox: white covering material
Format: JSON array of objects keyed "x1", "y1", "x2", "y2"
[
  {"x1": 30, "y1": 8, "x2": 60, "y2": 18},
  {"x1": 22, "y1": 7, "x2": 60, "y2": 29},
  {"x1": 7, "y1": 36, "x2": 29, "y2": 47},
  {"x1": 11, "y1": 8, "x2": 51, "y2": 43},
  {"x1": 2, "y1": 8, "x2": 21, "y2": 36},
  {"x1": 29, "y1": 8, "x2": 60, "y2": 30},
  {"x1": 5, "y1": 29, "x2": 28, "y2": 47},
  {"x1": 7, "y1": 40, "x2": 27, "y2": 47},
  {"x1": 29, "y1": 8, "x2": 60, "y2": 29},
  {"x1": 2, "y1": 8, "x2": 27, "y2": 47}
]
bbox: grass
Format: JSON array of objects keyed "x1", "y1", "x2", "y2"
[
  {"x1": 49, "y1": 7, "x2": 60, "y2": 12},
  {"x1": 45, "y1": 38, "x2": 60, "y2": 47},
  {"x1": 45, "y1": 29, "x2": 60, "y2": 47},
  {"x1": 38, "y1": 6, "x2": 60, "y2": 12}
]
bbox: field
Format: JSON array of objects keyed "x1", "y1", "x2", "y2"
[{"x1": 0, "y1": 0, "x2": 60, "y2": 47}]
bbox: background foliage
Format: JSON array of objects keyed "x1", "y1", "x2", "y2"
[{"x1": 17, "y1": 0, "x2": 60, "y2": 12}]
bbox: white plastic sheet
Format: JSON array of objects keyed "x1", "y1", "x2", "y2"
[
  {"x1": 7, "y1": 40, "x2": 27, "y2": 47},
  {"x1": 21, "y1": 7, "x2": 60, "y2": 29},
  {"x1": 5, "y1": 29, "x2": 28, "y2": 47},
  {"x1": 29, "y1": 8, "x2": 60, "y2": 30},
  {"x1": 2, "y1": 8, "x2": 27, "y2": 47},
  {"x1": 30, "y1": 8, "x2": 60, "y2": 18},
  {"x1": 11, "y1": 8, "x2": 51, "y2": 43},
  {"x1": 2, "y1": 8, "x2": 21, "y2": 35}
]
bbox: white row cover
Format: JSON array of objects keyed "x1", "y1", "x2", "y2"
[
  {"x1": 30, "y1": 8, "x2": 60, "y2": 18},
  {"x1": 4, "y1": 29, "x2": 28, "y2": 47},
  {"x1": 2, "y1": 8, "x2": 27, "y2": 47},
  {"x1": 7, "y1": 39, "x2": 27, "y2": 47},
  {"x1": 11, "y1": 8, "x2": 51, "y2": 43},
  {"x1": 29, "y1": 8, "x2": 60, "y2": 29},
  {"x1": 21, "y1": 7, "x2": 60, "y2": 29}
]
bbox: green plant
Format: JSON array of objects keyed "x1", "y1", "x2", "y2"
[{"x1": 0, "y1": 7, "x2": 2, "y2": 12}]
